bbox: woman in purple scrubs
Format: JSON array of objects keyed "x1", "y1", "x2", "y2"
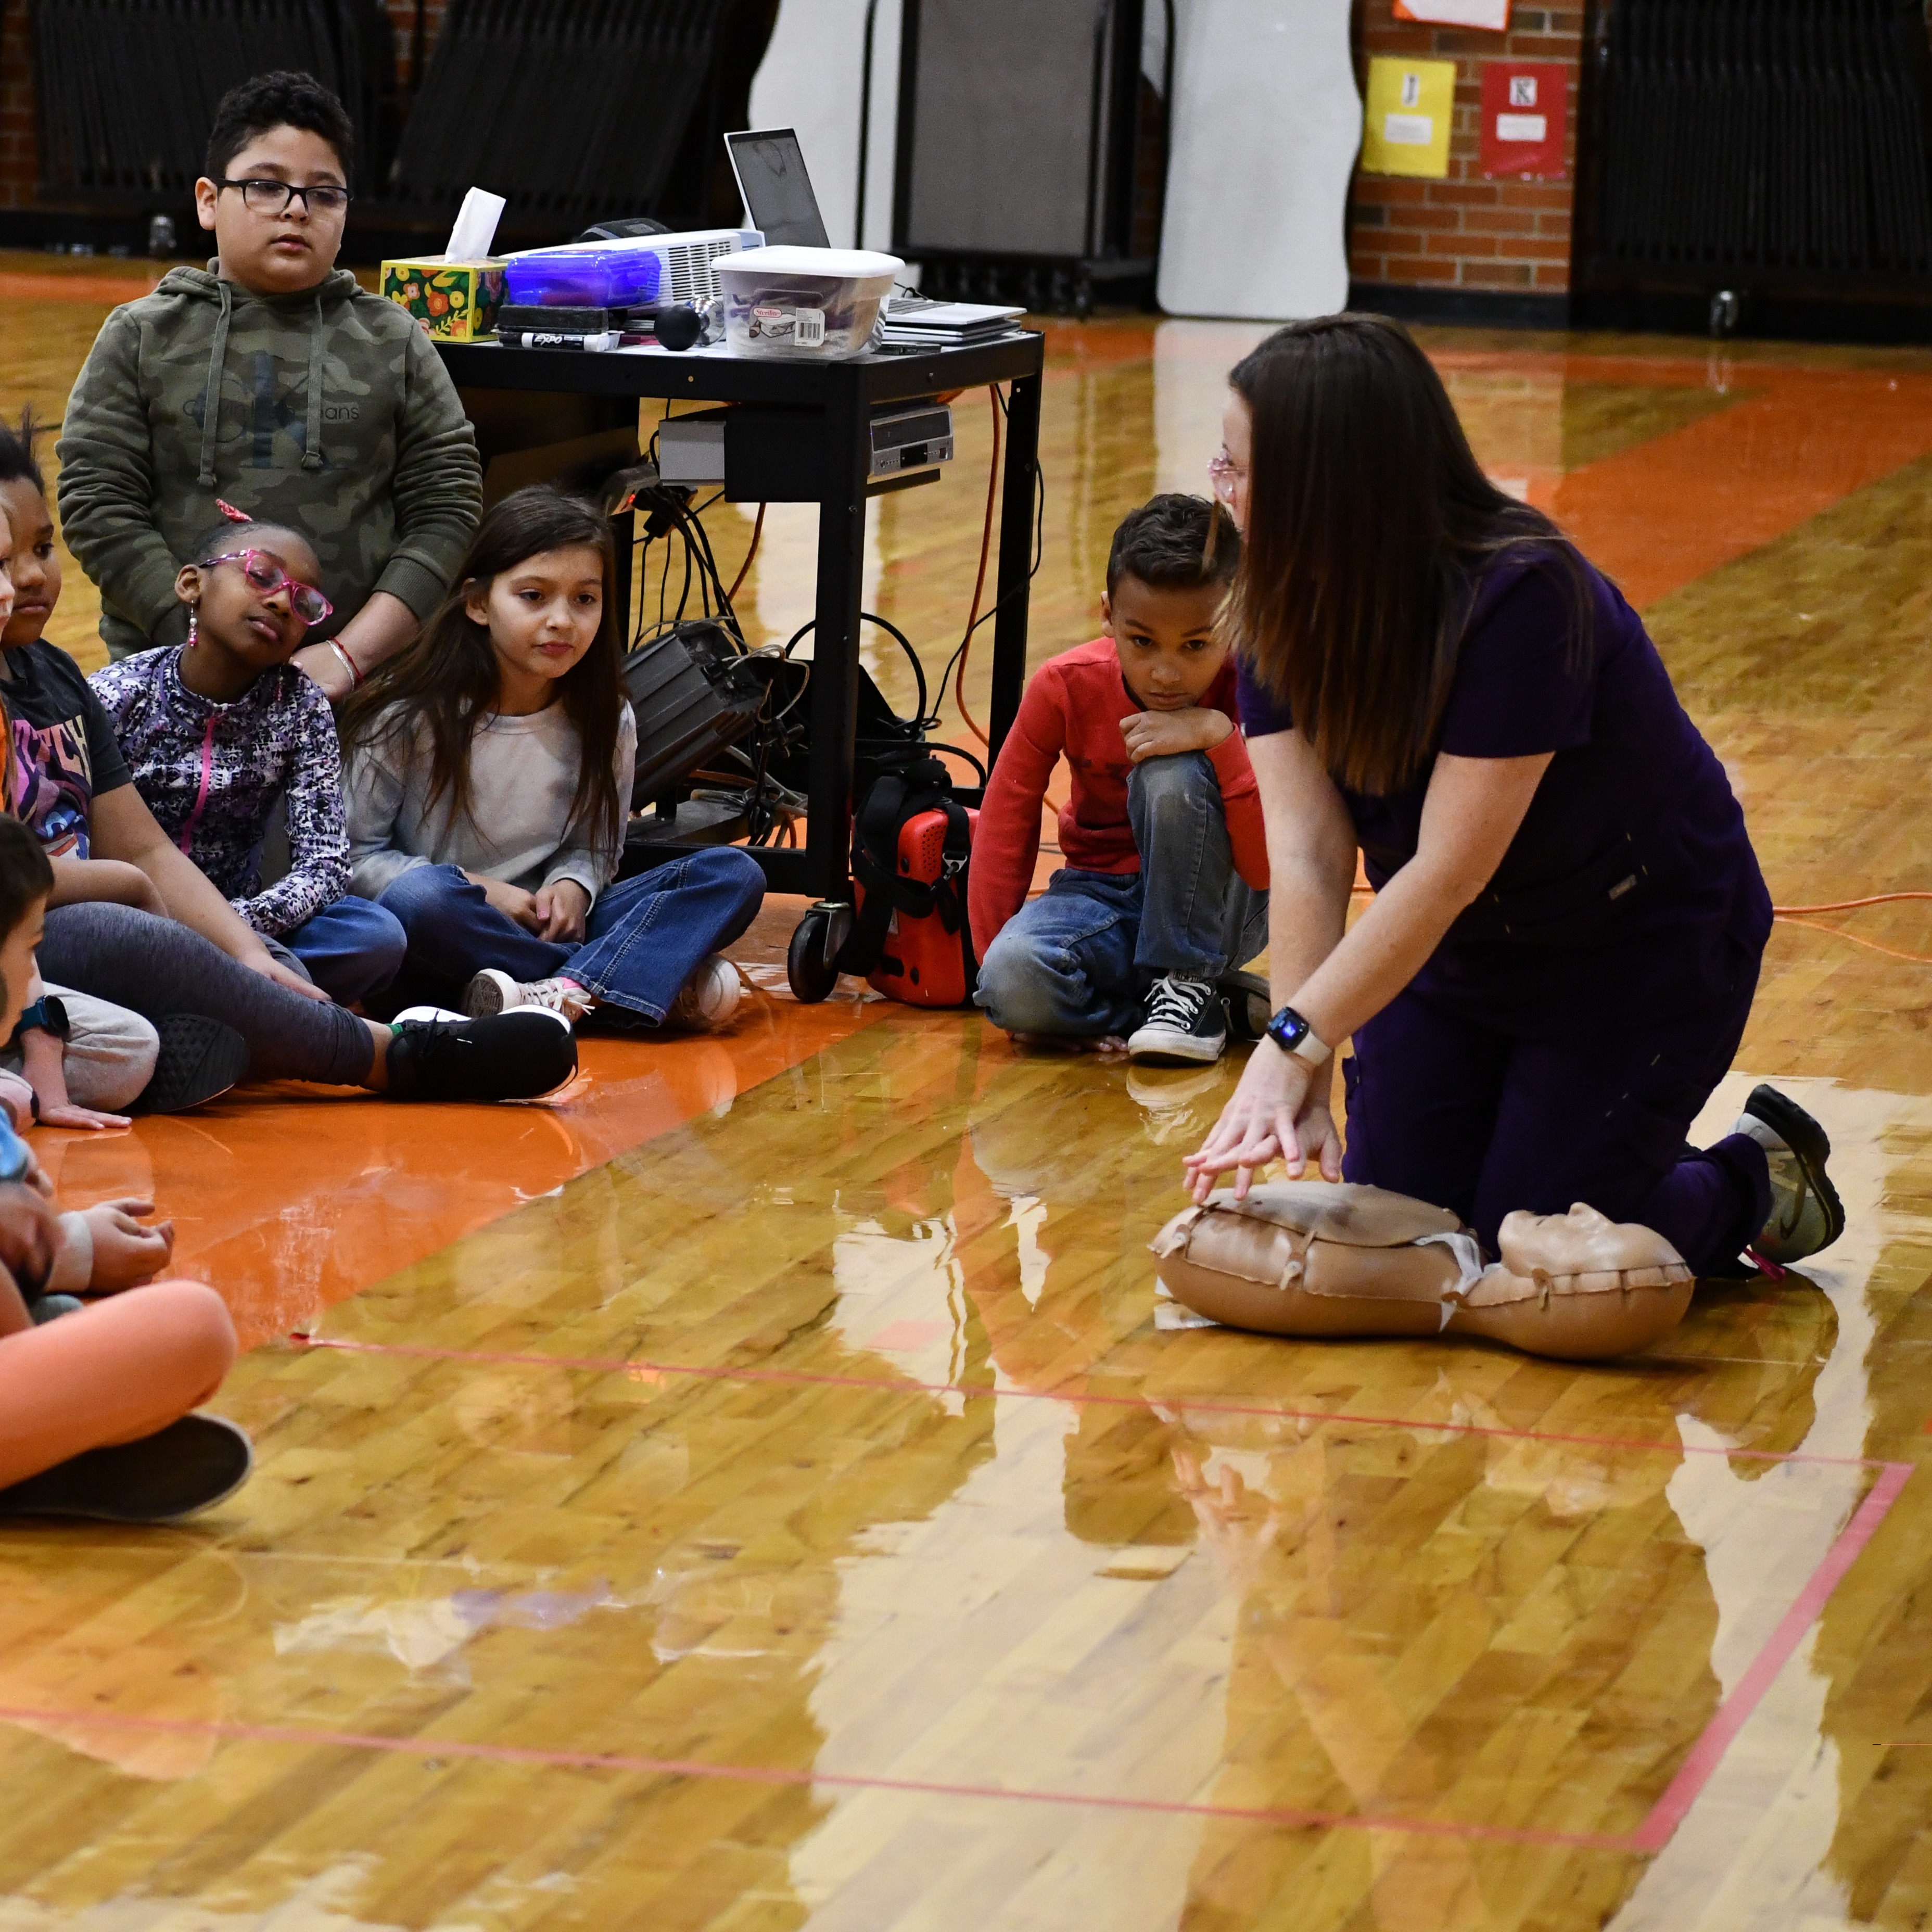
[{"x1": 1185, "y1": 315, "x2": 1841, "y2": 1276}]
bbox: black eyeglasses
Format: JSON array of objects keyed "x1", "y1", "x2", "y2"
[{"x1": 214, "y1": 178, "x2": 350, "y2": 218}]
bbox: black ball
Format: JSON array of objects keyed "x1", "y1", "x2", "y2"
[{"x1": 653, "y1": 305, "x2": 703, "y2": 351}]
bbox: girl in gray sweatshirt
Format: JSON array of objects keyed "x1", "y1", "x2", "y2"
[{"x1": 339, "y1": 488, "x2": 764, "y2": 1031}]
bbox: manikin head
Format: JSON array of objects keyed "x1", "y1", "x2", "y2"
[{"x1": 1497, "y1": 1202, "x2": 1686, "y2": 1282}]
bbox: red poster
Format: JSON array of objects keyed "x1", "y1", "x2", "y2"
[{"x1": 1479, "y1": 63, "x2": 1569, "y2": 179}]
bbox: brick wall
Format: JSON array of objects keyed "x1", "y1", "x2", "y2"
[{"x1": 1349, "y1": 0, "x2": 1583, "y2": 302}]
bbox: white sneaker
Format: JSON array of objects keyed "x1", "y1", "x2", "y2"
[
  {"x1": 667, "y1": 955, "x2": 742, "y2": 1031},
  {"x1": 462, "y1": 969, "x2": 592, "y2": 1025}
]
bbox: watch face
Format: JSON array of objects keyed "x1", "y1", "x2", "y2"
[{"x1": 1268, "y1": 1007, "x2": 1310, "y2": 1050}]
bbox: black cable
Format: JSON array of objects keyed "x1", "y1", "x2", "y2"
[
  {"x1": 929, "y1": 437, "x2": 1047, "y2": 726},
  {"x1": 923, "y1": 740, "x2": 988, "y2": 785}
]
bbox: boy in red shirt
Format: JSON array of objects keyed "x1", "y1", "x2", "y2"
[{"x1": 970, "y1": 494, "x2": 1268, "y2": 1062}]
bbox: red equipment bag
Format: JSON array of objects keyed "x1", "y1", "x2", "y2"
[{"x1": 836, "y1": 755, "x2": 978, "y2": 1007}]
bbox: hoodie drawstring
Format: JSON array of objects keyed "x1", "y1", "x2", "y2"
[
  {"x1": 302, "y1": 295, "x2": 325, "y2": 472},
  {"x1": 196, "y1": 279, "x2": 234, "y2": 488}
]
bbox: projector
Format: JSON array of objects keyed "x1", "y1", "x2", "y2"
[{"x1": 659, "y1": 402, "x2": 955, "y2": 499}]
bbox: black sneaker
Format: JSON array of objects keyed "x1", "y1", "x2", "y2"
[
  {"x1": 1127, "y1": 974, "x2": 1227, "y2": 1064},
  {"x1": 1219, "y1": 970, "x2": 1272, "y2": 1043},
  {"x1": 385, "y1": 1008, "x2": 577, "y2": 1102},
  {"x1": 0, "y1": 1413, "x2": 252, "y2": 1523},
  {"x1": 1736, "y1": 1083, "x2": 1845, "y2": 1265},
  {"x1": 133, "y1": 1014, "x2": 251, "y2": 1113}
]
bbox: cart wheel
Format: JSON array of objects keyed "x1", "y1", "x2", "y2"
[{"x1": 787, "y1": 907, "x2": 842, "y2": 1003}]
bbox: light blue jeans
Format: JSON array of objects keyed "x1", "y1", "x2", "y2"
[
  {"x1": 378, "y1": 849, "x2": 766, "y2": 1028},
  {"x1": 975, "y1": 751, "x2": 1268, "y2": 1038}
]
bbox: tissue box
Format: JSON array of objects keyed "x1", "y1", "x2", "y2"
[{"x1": 380, "y1": 258, "x2": 507, "y2": 342}]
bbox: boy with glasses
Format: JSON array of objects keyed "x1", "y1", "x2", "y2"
[{"x1": 57, "y1": 70, "x2": 482, "y2": 696}]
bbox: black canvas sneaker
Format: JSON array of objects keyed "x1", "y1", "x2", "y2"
[{"x1": 1127, "y1": 974, "x2": 1228, "y2": 1065}]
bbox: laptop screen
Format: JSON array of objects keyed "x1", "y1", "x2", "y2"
[{"x1": 726, "y1": 129, "x2": 831, "y2": 249}]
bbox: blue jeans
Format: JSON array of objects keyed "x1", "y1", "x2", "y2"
[
  {"x1": 975, "y1": 751, "x2": 1269, "y2": 1038},
  {"x1": 270, "y1": 895, "x2": 409, "y2": 1007},
  {"x1": 377, "y1": 849, "x2": 766, "y2": 1028}
]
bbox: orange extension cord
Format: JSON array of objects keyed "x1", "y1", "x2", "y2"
[{"x1": 1766, "y1": 891, "x2": 1932, "y2": 964}]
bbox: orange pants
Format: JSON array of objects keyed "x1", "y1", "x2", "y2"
[{"x1": 0, "y1": 1283, "x2": 237, "y2": 1490}]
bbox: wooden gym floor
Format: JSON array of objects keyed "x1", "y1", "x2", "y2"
[{"x1": 2, "y1": 255, "x2": 1932, "y2": 1928}]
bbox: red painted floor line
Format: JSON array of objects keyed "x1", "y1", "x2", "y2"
[
  {"x1": 0, "y1": 1703, "x2": 1627, "y2": 1850},
  {"x1": 1629, "y1": 1460, "x2": 1913, "y2": 1850},
  {"x1": 289, "y1": 1334, "x2": 1898, "y2": 1469}
]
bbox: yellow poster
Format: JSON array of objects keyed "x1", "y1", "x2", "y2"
[{"x1": 1361, "y1": 56, "x2": 1457, "y2": 179}]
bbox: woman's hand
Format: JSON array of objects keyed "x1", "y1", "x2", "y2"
[
  {"x1": 532, "y1": 880, "x2": 590, "y2": 943},
  {"x1": 1182, "y1": 1038, "x2": 1342, "y2": 1202}
]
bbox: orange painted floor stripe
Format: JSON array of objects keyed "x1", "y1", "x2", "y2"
[{"x1": 39, "y1": 986, "x2": 886, "y2": 1350}]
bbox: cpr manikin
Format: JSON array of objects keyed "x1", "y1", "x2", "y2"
[{"x1": 1151, "y1": 1185, "x2": 1695, "y2": 1361}]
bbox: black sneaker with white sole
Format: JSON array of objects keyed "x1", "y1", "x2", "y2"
[
  {"x1": 384, "y1": 1008, "x2": 577, "y2": 1103},
  {"x1": 133, "y1": 1014, "x2": 251, "y2": 1113},
  {"x1": 1127, "y1": 974, "x2": 1227, "y2": 1064},
  {"x1": 1736, "y1": 1083, "x2": 1845, "y2": 1265},
  {"x1": 0, "y1": 1413, "x2": 252, "y2": 1523},
  {"x1": 1218, "y1": 970, "x2": 1272, "y2": 1043}
]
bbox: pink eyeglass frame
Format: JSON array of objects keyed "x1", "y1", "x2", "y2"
[{"x1": 198, "y1": 549, "x2": 334, "y2": 627}]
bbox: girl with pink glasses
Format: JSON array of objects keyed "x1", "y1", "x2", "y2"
[{"x1": 89, "y1": 516, "x2": 406, "y2": 1007}]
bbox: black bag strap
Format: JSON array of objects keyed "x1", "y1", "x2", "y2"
[{"x1": 836, "y1": 758, "x2": 964, "y2": 977}]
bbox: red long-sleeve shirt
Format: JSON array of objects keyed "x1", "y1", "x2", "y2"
[{"x1": 968, "y1": 637, "x2": 1270, "y2": 961}]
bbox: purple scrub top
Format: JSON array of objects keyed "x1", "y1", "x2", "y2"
[{"x1": 1236, "y1": 550, "x2": 1770, "y2": 1020}]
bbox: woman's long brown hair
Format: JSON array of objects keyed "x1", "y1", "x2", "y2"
[
  {"x1": 1228, "y1": 314, "x2": 1591, "y2": 796},
  {"x1": 338, "y1": 486, "x2": 624, "y2": 861}
]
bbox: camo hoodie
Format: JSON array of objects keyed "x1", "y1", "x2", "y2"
[{"x1": 57, "y1": 263, "x2": 482, "y2": 659}]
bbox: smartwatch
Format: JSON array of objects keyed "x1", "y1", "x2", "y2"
[
  {"x1": 10, "y1": 996, "x2": 68, "y2": 1046},
  {"x1": 1265, "y1": 1003, "x2": 1331, "y2": 1066}
]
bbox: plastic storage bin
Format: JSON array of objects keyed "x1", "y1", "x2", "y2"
[
  {"x1": 502, "y1": 240, "x2": 668, "y2": 310},
  {"x1": 716, "y1": 247, "x2": 901, "y2": 360}
]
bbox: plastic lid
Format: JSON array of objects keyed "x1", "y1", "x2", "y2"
[{"x1": 718, "y1": 246, "x2": 904, "y2": 277}]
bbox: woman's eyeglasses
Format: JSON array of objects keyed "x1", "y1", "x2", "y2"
[
  {"x1": 199, "y1": 550, "x2": 334, "y2": 628},
  {"x1": 1206, "y1": 450, "x2": 1247, "y2": 505},
  {"x1": 214, "y1": 179, "x2": 351, "y2": 218}
]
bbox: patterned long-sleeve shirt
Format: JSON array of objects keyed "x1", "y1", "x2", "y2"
[{"x1": 88, "y1": 648, "x2": 349, "y2": 938}]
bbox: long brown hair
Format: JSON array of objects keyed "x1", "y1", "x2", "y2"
[
  {"x1": 339, "y1": 486, "x2": 624, "y2": 859},
  {"x1": 1228, "y1": 314, "x2": 1590, "y2": 796}
]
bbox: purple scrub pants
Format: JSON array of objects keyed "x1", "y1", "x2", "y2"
[{"x1": 1340, "y1": 943, "x2": 1771, "y2": 1274}]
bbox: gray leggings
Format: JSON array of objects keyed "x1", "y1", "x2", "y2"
[{"x1": 37, "y1": 903, "x2": 376, "y2": 1088}]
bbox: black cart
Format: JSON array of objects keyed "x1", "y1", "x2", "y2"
[{"x1": 435, "y1": 330, "x2": 1046, "y2": 999}]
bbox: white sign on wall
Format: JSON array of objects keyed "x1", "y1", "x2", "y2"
[{"x1": 1393, "y1": 0, "x2": 1511, "y2": 29}]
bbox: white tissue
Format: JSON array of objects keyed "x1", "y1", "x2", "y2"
[{"x1": 442, "y1": 187, "x2": 506, "y2": 262}]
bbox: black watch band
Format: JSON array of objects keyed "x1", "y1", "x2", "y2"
[{"x1": 11, "y1": 996, "x2": 68, "y2": 1046}]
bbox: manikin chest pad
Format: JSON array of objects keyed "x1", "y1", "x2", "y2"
[{"x1": 1151, "y1": 1182, "x2": 1695, "y2": 1362}]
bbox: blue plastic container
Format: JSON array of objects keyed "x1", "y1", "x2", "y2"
[{"x1": 502, "y1": 241, "x2": 668, "y2": 310}]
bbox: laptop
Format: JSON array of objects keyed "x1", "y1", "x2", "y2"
[{"x1": 724, "y1": 128, "x2": 1025, "y2": 336}]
